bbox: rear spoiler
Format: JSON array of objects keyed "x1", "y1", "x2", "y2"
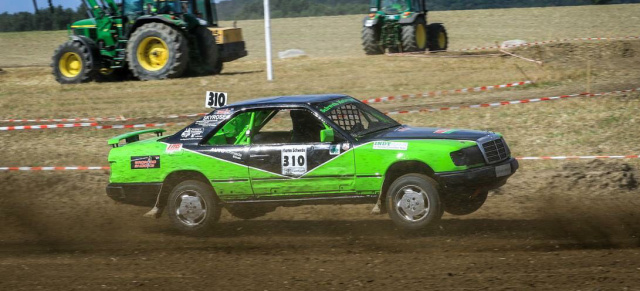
[{"x1": 108, "y1": 129, "x2": 166, "y2": 148}]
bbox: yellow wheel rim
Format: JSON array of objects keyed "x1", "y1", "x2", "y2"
[
  {"x1": 59, "y1": 52, "x2": 82, "y2": 78},
  {"x1": 438, "y1": 31, "x2": 447, "y2": 49},
  {"x1": 137, "y1": 37, "x2": 169, "y2": 71},
  {"x1": 416, "y1": 24, "x2": 427, "y2": 49}
]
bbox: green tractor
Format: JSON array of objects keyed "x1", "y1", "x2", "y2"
[
  {"x1": 362, "y1": 0, "x2": 448, "y2": 54},
  {"x1": 52, "y1": 0, "x2": 247, "y2": 84}
]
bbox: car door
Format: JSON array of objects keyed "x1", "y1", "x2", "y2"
[
  {"x1": 182, "y1": 110, "x2": 256, "y2": 200},
  {"x1": 246, "y1": 107, "x2": 356, "y2": 198}
]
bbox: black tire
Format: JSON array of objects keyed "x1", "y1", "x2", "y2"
[
  {"x1": 386, "y1": 174, "x2": 443, "y2": 231},
  {"x1": 226, "y1": 205, "x2": 275, "y2": 220},
  {"x1": 427, "y1": 23, "x2": 448, "y2": 52},
  {"x1": 444, "y1": 190, "x2": 488, "y2": 216},
  {"x1": 188, "y1": 25, "x2": 220, "y2": 76},
  {"x1": 362, "y1": 26, "x2": 383, "y2": 55},
  {"x1": 401, "y1": 19, "x2": 427, "y2": 52},
  {"x1": 51, "y1": 41, "x2": 96, "y2": 84},
  {"x1": 166, "y1": 180, "x2": 221, "y2": 235},
  {"x1": 127, "y1": 22, "x2": 189, "y2": 80}
]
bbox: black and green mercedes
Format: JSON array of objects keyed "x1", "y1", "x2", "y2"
[{"x1": 107, "y1": 94, "x2": 518, "y2": 234}]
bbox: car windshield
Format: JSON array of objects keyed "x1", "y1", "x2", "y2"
[
  {"x1": 316, "y1": 98, "x2": 400, "y2": 139},
  {"x1": 381, "y1": 0, "x2": 408, "y2": 14}
]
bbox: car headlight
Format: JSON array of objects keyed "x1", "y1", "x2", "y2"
[{"x1": 450, "y1": 146, "x2": 485, "y2": 166}]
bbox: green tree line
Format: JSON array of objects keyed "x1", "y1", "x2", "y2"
[{"x1": 1, "y1": 0, "x2": 639, "y2": 32}]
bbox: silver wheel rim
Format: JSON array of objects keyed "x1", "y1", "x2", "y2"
[
  {"x1": 174, "y1": 190, "x2": 208, "y2": 226},
  {"x1": 394, "y1": 185, "x2": 430, "y2": 222}
]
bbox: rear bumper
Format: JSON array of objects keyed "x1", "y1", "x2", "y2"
[
  {"x1": 436, "y1": 158, "x2": 519, "y2": 190},
  {"x1": 106, "y1": 183, "x2": 161, "y2": 207}
]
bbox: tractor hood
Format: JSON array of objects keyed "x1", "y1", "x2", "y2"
[{"x1": 361, "y1": 125, "x2": 496, "y2": 142}]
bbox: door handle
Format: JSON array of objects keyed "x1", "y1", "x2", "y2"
[{"x1": 250, "y1": 154, "x2": 270, "y2": 160}]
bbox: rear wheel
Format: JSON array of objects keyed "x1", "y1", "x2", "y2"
[
  {"x1": 386, "y1": 174, "x2": 442, "y2": 230},
  {"x1": 127, "y1": 22, "x2": 189, "y2": 80},
  {"x1": 51, "y1": 41, "x2": 96, "y2": 84},
  {"x1": 401, "y1": 19, "x2": 427, "y2": 52},
  {"x1": 362, "y1": 26, "x2": 383, "y2": 55},
  {"x1": 167, "y1": 180, "x2": 221, "y2": 235},
  {"x1": 444, "y1": 190, "x2": 488, "y2": 215},
  {"x1": 188, "y1": 25, "x2": 220, "y2": 76},
  {"x1": 427, "y1": 23, "x2": 448, "y2": 51}
]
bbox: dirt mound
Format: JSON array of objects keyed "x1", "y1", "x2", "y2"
[
  {"x1": 536, "y1": 160, "x2": 640, "y2": 248},
  {"x1": 554, "y1": 159, "x2": 637, "y2": 190},
  {"x1": 512, "y1": 40, "x2": 639, "y2": 68}
]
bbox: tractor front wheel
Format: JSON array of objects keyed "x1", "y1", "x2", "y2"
[
  {"x1": 401, "y1": 20, "x2": 427, "y2": 52},
  {"x1": 362, "y1": 27, "x2": 383, "y2": 55},
  {"x1": 427, "y1": 23, "x2": 448, "y2": 52},
  {"x1": 51, "y1": 41, "x2": 96, "y2": 84},
  {"x1": 127, "y1": 22, "x2": 189, "y2": 80}
]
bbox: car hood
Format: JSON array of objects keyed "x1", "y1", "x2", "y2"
[{"x1": 360, "y1": 125, "x2": 495, "y2": 142}]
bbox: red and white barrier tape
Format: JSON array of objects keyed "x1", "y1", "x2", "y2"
[
  {"x1": 0, "y1": 117, "x2": 130, "y2": 123},
  {"x1": 517, "y1": 155, "x2": 639, "y2": 160},
  {"x1": 0, "y1": 166, "x2": 110, "y2": 171},
  {"x1": 3, "y1": 155, "x2": 639, "y2": 171},
  {"x1": 0, "y1": 122, "x2": 179, "y2": 131},
  {"x1": 385, "y1": 87, "x2": 639, "y2": 115},
  {"x1": 361, "y1": 80, "x2": 533, "y2": 104},
  {"x1": 1, "y1": 80, "x2": 532, "y2": 123}
]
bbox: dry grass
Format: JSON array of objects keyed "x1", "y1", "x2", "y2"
[{"x1": 0, "y1": 4, "x2": 639, "y2": 172}]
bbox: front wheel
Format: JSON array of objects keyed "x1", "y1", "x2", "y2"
[
  {"x1": 51, "y1": 41, "x2": 96, "y2": 84},
  {"x1": 166, "y1": 180, "x2": 221, "y2": 235},
  {"x1": 362, "y1": 26, "x2": 383, "y2": 55},
  {"x1": 386, "y1": 174, "x2": 442, "y2": 231}
]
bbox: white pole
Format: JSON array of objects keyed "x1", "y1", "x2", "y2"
[{"x1": 263, "y1": 0, "x2": 274, "y2": 81}]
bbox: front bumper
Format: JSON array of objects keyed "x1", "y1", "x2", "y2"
[
  {"x1": 436, "y1": 158, "x2": 519, "y2": 190},
  {"x1": 106, "y1": 183, "x2": 162, "y2": 207}
]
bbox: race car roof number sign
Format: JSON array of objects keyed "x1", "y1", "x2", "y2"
[{"x1": 205, "y1": 92, "x2": 228, "y2": 108}]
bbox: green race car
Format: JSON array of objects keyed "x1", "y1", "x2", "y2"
[{"x1": 107, "y1": 94, "x2": 518, "y2": 234}]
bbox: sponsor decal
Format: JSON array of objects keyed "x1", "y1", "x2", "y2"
[
  {"x1": 329, "y1": 144, "x2": 340, "y2": 155},
  {"x1": 319, "y1": 98, "x2": 354, "y2": 113},
  {"x1": 232, "y1": 152, "x2": 243, "y2": 160},
  {"x1": 373, "y1": 141, "x2": 408, "y2": 150},
  {"x1": 166, "y1": 143, "x2": 183, "y2": 153},
  {"x1": 434, "y1": 129, "x2": 457, "y2": 134},
  {"x1": 282, "y1": 146, "x2": 307, "y2": 176},
  {"x1": 180, "y1": 127, "x2": 204, "y2": 140},
  {"x1": 131, "y1": 156, "x2": 160, "y2": 169}
]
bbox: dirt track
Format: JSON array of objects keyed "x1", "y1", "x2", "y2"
[{"x1": 1, "y1": 160, "x2": 639, "y2": 290}]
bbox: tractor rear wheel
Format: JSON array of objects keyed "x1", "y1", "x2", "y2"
[
  {"x1": 427, "y1": 23, "x2": 448, "y2": 51},
  {"x1": 127, "y1": 22, "x2": 189, "y2": 80},
  {"x1": 188, "y1": 25, "x2": 220, "y2": 76},
  {"x1": 401, "y1": 19, "x2": 427, "y2": 52},
  {"x1": 362, "y1": 27, "x2": 383, "y2": 55},
  {"x1": 51, "y1": 41, "x2": 96, "y2": 84}
]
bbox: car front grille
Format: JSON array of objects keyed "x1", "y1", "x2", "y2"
[{"x1": 481, "y1": 138, "x2": 510, "y2": 164}]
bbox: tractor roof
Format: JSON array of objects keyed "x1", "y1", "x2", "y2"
[{"x1": 227, "y1": 94, "x2": 350, "y2": 108}]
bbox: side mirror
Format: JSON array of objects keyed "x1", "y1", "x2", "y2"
[{"x1": 320, "y1": 128, "x2": 334, "y2": 143}]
